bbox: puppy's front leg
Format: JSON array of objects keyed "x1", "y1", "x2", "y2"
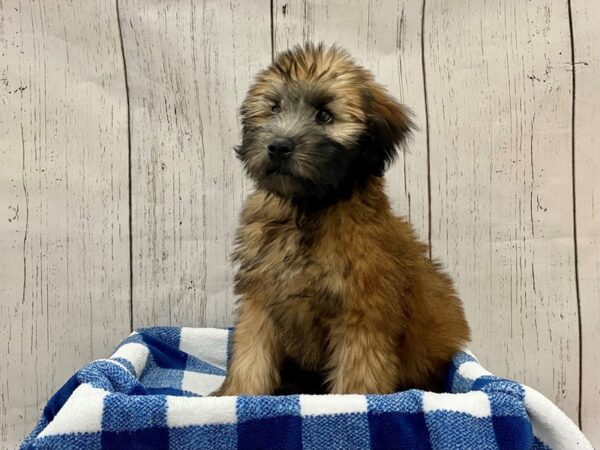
[
  {"x1": 213, "y1": 298, "x2": 282, "y2": 396},
  {"x1": 327, "y1": 318, "x2": 399, "y2": 395}
]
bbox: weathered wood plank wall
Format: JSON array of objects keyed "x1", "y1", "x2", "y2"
[
  {"x1": 1, "y1": 0, "x2": 598, "y2": 447},
  {"x1": 425, "y1": 0, "x2": 580, "y2": 420},
  {"x1": 0, "y1": 0, "x2": 130, "y2": 447},
  {"x1": 118, "y1": 0, "x2": 271, "y2": 330},
  {"x1": 572, "y1": 0, "x2": 600, "y2": 443}
]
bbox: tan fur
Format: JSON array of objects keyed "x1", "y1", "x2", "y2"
[{"x1": 214, "y1": 45, "x2": 470, "y2": 396}]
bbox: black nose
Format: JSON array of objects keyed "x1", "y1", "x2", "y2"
[{"x1": 268, "y1": 138, "x2": 294, "y2": 160}]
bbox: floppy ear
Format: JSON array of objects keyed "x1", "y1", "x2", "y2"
[{"x1": 362, "y1": 86, "x2": 413, "y2": 176}]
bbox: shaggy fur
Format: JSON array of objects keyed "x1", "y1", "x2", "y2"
[{"x1": 214, "y1": 44, "x2": 470, "y2": 396}]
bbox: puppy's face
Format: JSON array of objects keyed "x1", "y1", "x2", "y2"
[{"x1": 236, "y1": 44, "x2": 412, "y2": 202}]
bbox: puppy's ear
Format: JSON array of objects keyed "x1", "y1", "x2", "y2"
[{"x1": 362, "y1": 86, "x2": 413, "y2": 176}]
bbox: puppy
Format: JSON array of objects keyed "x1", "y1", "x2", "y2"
[{"x1": 214, "y1": 43, "x2": 470, "y2": 396}]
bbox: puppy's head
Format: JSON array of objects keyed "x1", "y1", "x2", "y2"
[{"x1": 236, "y1": 43, "x2": 413, "y2": 203}]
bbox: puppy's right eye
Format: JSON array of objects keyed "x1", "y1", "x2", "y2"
[
  {"x1": 271, "y1": 104, "x2": 281, "y2": 113},
  {"x1": 315, "y1": 108, "x2": 333, "y2": 124}
]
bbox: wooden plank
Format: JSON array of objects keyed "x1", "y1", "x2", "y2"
[
  {"x1": 273, "y1": 0, "x2": 430, "y2": 241},
  {"x1": 571, "y1": 0, "x2": 600, "y2": 444},
  {"x1": 424, "y1": 0, "x2": 580, "y2": 420},
  {"x1": 0, "y1": 1, "x2": 130, "y2": 447},
  {"x1": 119, "y1": 0, "x2": 272, "y2": 328}
]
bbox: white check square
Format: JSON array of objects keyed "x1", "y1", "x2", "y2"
[
  {"x1": 300, "y1": 394, "x2": 368, "y2": 416},
  {"x1": 167, "y1": 396, "x2": 237, "y2": 428},
  {"x1": 38, "y1": 384, "x2": 107, "y2": 437},
  {"x1": 182, "y1": 371, "x2": 225, "y2": 396},
  {"x1": 423, "y1": 391, "x2": 491, "y2": 418}
]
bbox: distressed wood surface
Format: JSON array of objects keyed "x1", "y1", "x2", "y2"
[
  {"x1": 0, "y1": 0, "x2": 130, "y2": 448},
  {"x1": 424, "y1": 0, "x2": 580, "y2": 421},
  {"x1": 1, "y1": 0, "x2": 599, "y2": 447},
  {"x1": 273, "y1": 0, "x2": 430, "y2": 241},
  {"x1": 118, "y1": 0, "x2": 272, "y2": 328},
  {"x1": 572, "y1": 0, "x2": 600, "y2": 442}
]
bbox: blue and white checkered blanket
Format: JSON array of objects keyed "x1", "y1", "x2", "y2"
[{"x1": 22, "y1": 327, "x2": 592, "y2": 450}]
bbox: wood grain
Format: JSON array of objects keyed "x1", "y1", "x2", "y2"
[
  {"x1": 118, "y1": 0, "x2": 272, "y2": 328},
  {"x1": 0, "y1": 0, "x2": 130, "y2": 447},
  {"x1": 1, "y1": 0, "x2": 598, "y2": 447},
  {"x1": 571, "y1": 0, "x2": 600, "y2": 443},
  {"x1": 424, "y1": 0, "x2": 580, "y2": 421},
  {"x1": 273, "y1": 0, "x2": 430, "y2": 241}
]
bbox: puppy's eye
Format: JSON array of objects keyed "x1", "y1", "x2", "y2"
[
  {"x1": 315, "y1": 109, "x2": 333, "y2": 124},
  {"x1": 271, "y1": 103, "x2": 281, "y2": 113}
]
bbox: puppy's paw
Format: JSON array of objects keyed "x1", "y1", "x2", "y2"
[
  {"x1": 209, "y1": 381, "x2": 257, "y2": 397},
  {"x1": 209, "y1": 378, "x2": 237, "y2": 396},
  {"x1": 210, "y1": 381, "x2": 274, "y2": 397},
  {"x1": 209, "y1": 386, "x2": 230, "y2": 397}
]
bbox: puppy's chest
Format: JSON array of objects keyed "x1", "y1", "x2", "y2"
[
  {"x1": 234, "y1": 219, "x2": 342, "y2": 319},
  {"x1": 235, "y1": 220, "x2": 342, "y2": 366}
]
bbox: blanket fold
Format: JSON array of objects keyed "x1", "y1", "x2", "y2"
[{"x1": 21, "y1": 327, "x2": 592, "y2": 450}]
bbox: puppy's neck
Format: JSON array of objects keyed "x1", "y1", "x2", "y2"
[{"x1": 267, "y1": 176, "x2": 392, "y2": 228}]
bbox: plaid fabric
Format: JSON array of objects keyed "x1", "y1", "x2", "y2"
[{"x1": 21, "y1": 327, "x2": 592, "y2": 450}]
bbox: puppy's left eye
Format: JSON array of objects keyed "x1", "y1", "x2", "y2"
[{"x1": 315, "y1": 109, "x2": 333, "y2": 124}]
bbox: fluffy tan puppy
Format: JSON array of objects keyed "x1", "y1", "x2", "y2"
[{"x1": 214, "y1": 43, "x2": 470, "y2": 396}]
